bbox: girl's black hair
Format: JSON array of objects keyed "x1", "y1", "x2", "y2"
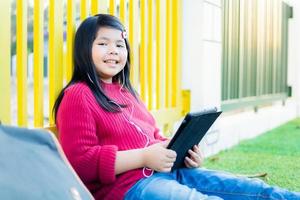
[{"x1": 53, "y1": 14, "x2": 138, "y2": 121}]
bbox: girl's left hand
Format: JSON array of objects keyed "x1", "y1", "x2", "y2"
[{"x1": 184, "y1": 145, "x2": 204, "y2": 168}]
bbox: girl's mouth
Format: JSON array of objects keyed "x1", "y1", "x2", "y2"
[{"x1": 104, "y1": 59, "x2": 119, "y2": 64}]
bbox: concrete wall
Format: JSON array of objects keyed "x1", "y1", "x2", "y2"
[{"x1": 181, "y1": 0, "x2": 300, "y2": 156}]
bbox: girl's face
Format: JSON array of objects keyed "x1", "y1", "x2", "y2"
[{"x1": 92, "y1": 27, "x2": 128, "y2": 83}]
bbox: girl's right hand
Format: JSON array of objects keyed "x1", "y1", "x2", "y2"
[{"x1": 143, "y1": 141, "x2": 177, "y2": 172}]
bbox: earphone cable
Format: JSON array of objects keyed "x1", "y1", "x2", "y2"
[{"x1": 119, "y1": 73, "x2": 153, "y2": 177}]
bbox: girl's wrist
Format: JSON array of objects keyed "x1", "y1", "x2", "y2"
[{"x1": 141, "y1": 147, "x2": 148, "y2": 167}]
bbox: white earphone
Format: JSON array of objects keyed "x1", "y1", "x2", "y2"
[
  {"x1": 88, "y1": 70, "x2": 154, "y2": 177},
  {"x1": 109, "y1": 71, "x2": 153, "y2": 177}
]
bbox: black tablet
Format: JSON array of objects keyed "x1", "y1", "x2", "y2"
[{"x1": 167, "y1": 108, "x2": 222, "y2": 170}]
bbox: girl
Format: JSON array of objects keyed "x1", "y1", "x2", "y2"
[{"x1": 54, "y1": 14, "x2": 300, "y2": 200}]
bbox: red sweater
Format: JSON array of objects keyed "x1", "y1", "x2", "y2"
[{"x1": 57, "y1": 82, "x2": 166, "y2": 200}]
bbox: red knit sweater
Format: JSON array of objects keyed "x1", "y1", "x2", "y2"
[{"x1": 57, "y1": 82, "x2": 166, "y2": 200}]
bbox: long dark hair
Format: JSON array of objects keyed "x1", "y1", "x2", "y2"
[{"x1": 53, "y1": 14, "x2": 138, "y2": 121}]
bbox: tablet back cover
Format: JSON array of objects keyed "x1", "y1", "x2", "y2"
[{"x1": 169, "y1": 111, "x2": 222, "y2": 170}]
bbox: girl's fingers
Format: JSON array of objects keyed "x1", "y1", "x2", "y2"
[
  {"x1": 163, "y1": 162, "x2": 174, "y2": 168},
  {"x1": 185, "y1": 156, "x2": 198, "y2": 168},
  {"x1": 194, "y1": 145, "x2": 204, "y2": 160},
  {"x1": 196, "y1": 145, "x2": 204, "y2": 166},
  {"x1": 188, "y1": 149, "x2": 201, "y2": 164},
  {"x1": 184, "y1": 159, "x2": 192, "y2": 168},
  {"x1": 193, "y1": 145, "x2": 201, "y2": 155},
  {"x1": 166, "y1": 150, "x2": 177, "y2": 159},
  {"x1": 164, "y1": 155, "x2": 176, "y2": 163},
  {"x1": 187, "y1": 145, "x2": 205, "y2": 167}
]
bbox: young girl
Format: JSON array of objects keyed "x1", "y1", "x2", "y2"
[{"x1": 54, "y1": 14, "x2": 300, "y2": 200}]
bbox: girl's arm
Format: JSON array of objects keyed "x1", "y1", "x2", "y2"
[
  {"x1": 115, "y1": 148, "x2": 144, "y2": 174},
  {"x1": 58, "y1": 86, "x2": 119, "y2": 184},
  {"x1": 115, "y1": 141, "x2": 176, "y2": 174}
]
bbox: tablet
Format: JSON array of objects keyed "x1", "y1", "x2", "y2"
[{"x1": 167, "y1": 108, "x2": 222, "y2": 170}]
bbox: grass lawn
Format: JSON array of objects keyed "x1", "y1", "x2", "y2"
[{"x1": 203, "y1": 118, "x2": 300, "y2": 192}]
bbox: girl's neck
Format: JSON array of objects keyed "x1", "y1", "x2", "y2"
[
  {"x1": 100, "y1": 78, "x2": 112, "y2": 84},
  {"x1": 100, "y1": 79, "x2": 121, "y2": 91}
]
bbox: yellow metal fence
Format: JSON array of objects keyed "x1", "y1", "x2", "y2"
[{"x1": 0, "y1": 0, "x2": 187, "y2": 134}]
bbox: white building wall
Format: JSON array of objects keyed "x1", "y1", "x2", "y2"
[
  {"x1": 182, "y1": 0, "x2": 300, "y2": 157},
  {"x1": 284, "y1": 0, "x2": 300, "y2": 116},
  {"x1": 182, "y1": 0, "x2": 222, "y2": 112}
]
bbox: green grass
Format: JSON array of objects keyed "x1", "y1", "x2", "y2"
[{"x1": 204, "y1": 118, "x2": 300, "y2": 192}]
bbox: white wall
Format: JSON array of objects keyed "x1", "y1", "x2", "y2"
[
  {"x1": 182, "y1": 0, "x2": 222, "y2": 112},
  {"x1": 182, "y1": 0, "x2": 300, "y2": 157},
  {"x1": 284, "y1": 0, "x2": 300, "y2": 116}
]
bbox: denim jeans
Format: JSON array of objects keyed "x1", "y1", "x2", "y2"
[{"x1": 124, "y1": 168, "x2": 300, "y2": 200}]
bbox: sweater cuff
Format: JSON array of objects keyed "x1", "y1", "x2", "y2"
[{"x1": 98, "y1": 145, "x2": 118, "y2": 184}]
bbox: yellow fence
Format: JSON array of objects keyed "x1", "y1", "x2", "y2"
[{"x1": 0, "y1": 0, "x2": 188, "y2": 134}]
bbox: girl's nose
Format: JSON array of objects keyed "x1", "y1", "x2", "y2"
[{"x1": 109, "y1": 45, "x2": 118, "y2": 55}]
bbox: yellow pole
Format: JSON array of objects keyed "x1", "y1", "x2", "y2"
[
  {"x1": 177, "y1": 0, "x2": 183, "y2": 109},
  {"x1": 0, "y1": 0, "x2": 11, "y2": 124},
  {"x1": 91, "y1": 0, "x2": 99, "y2": 15},
  {"x1": 156, "y1": 0, "x2": 162, "y2": 110},
  {"x1": 49, "y1": 0, "x2": 63, "y2": 125},
  {"x1": 147, "y1": 0, "x2": 153, "y2": 109},
  {"x1": 66, "y1": 0, "x2": 76, "y2": 82},
  {"x1": 119, "y1": 0, "x2": 126, "y2": 24},
  {"x1": 33, "y1": 0, "x2": 44, "y2": 127},
  {"x1": 129, "y1": 0, "x2": 139, "y2": 88},
  {"x1": 165, "y1": 0, "x2": 173, "y2": 108},
  {"x1": 109, "y1": 0, "x2": 115, "y2": 15},
  {"x1": 80, "y1": 0, "x2": 89, "y2": 20},
  {"x1": 140, "y1": 0, "x2": 147, "y2": 102},
  {"x1": 172, "y1": 0, "x2": 179, "y2": 107},
  {"x1": 16, "y1": 0, "x2": 28, "y2": 126}
]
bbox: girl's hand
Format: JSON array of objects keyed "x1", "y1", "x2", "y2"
[
  {"x1": 184, "y1": 145, "x2": 204, "y2": 168},
  {"x1": 143, "y1": 141, "x2": 177, "y2": 172}
]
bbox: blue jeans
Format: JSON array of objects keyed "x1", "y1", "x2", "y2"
[{"x1": 124, "y1": 168, "x2": 300, "y2": 200}]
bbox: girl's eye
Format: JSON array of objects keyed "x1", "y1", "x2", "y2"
[
  {"x1": 117, "y1": 44, "x2": 125, "y2": 48},
  {"x1": 98, "y1": 43, "x2": 107, "y2": 46}
]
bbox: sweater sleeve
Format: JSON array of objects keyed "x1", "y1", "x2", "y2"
[{"x1": 57, "y1": 86, "x2": 117, "y2": 184}]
